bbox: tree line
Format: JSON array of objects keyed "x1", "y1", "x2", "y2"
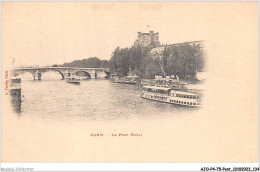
[
  {"x1": 56, "y1": 43, "x2": 205, "y2": 80},
  {"x1": 56, "y1": 57, "x2": 109, "y2": 68},
  {"x1": 109, "y1": 43, "x2": 205, "y2": 80}
]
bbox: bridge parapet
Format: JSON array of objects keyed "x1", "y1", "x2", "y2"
[
  {"x1": 13, "y1": 67, "x2": 109, "y2": 72},
  {"x1": 11, "y1": 67, "x2": 110, "y2": 80}
]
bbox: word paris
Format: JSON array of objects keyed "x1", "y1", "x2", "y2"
[{"x1": 91, "y1": 133, "x2": 143, "y2": 137}]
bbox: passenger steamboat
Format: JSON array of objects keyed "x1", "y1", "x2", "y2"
[{"x1": 141, "y1": 85, "x2": 201, "y2": 107}]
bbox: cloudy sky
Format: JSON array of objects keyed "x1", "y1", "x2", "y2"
[{"x1": 2, "y1": 2, "x2": 256, "y2": 67}]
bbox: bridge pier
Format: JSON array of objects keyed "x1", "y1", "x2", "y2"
[
  {"x1": 90, "y1": 71, "x2": 97, "y2": 79},
  {"x1": 33, "y1": 71, "x2": 42, "y2": 80}
]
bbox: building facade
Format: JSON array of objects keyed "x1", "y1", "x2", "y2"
[
  {"x1": 149, "y1": 46, "x2": 165, "y2": 60},
  {"x1": 134, "y1": 31, "x2": 160, "y2": 48},
  {"x1": 164, "y1": 40, "x2": 203, "y2": 49},
  {"x1": 149, "y1": 40, "x2": 204, "y2": 60},
  {"x1": 133, "y1": 30, "x2": 204, "y2": 61}
]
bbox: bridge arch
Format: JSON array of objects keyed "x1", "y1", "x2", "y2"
[
  {"x1": 96, "y1": 71, "x2": 110, "y2": 79},
  {"x1": 104, "y1": 71, "x2": 111, "y2": 78},
  {"x1": 12, "y1": 71, "x2": 35, "y2": 80},
  {"x1": 41, "y1": 70, "x2": 65, "y2": 80},
  {"x1": 74, "y1": 71, "x2": 91, "y2": 79}
]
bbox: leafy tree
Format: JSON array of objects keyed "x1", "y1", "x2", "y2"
[
  {"x1": 62, "y1": 57, "x2": 108, "y2": 68},
  {"x1": 52, "y1": 64, "x2": 59, "y2": 67},
  {"x1": 100, "y1": 60, "x2": 109, "y2": 68},
  {"x1": 163, "y1": 43, "x2": 204, "y2": 80},
  {"x1": 139, "y1": 54, "x2": 163, "y2": 79},
  {"x1": 129, "y1": 46, "x2": 142, "y2": 71},
  {"x1": 63, "y1": 42, "x2": 206, "y2": 80}
]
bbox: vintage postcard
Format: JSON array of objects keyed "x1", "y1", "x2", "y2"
[{"x1": 1, "y1": 1, "x2": 258, "y2": 166}]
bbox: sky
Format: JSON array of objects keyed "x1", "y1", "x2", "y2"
[{"x1": 2, "y1": 1, "x2": 257, "y2": 67}]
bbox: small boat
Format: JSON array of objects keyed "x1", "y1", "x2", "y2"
[
  {"x1": 66, "y1": 76, "x2": 80, "y2": 84},
  {"x1": 141, "y1": 85, "x2": 201, "y2": 107},
  {"x1": 141, "y1": 77, "x2": 180, "y2": 88},
  {"x1": 113, "y1": 76, "x2": 122, "y2": 83},
  {"x1": 121, "y1": 76, "x2": 140, "y2": 85}
]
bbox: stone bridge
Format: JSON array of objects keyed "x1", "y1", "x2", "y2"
[{"x1": 11, "y1": 67, "x2": 110, "y2": 80}]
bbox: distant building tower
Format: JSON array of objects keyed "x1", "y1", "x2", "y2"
[{"x1": 134, "y1": 31, "x2": 160, "y2": 48}]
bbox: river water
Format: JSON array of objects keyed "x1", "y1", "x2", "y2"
[
  {"x1": 3, "y1": 73, "x2": 201, "y2": 162},
  {"x1": 18, "y1": 78, "x2": 195, "y2": 121},
  {"x1": 4, "y1": 73, "x2": 257, "y2": 163}
]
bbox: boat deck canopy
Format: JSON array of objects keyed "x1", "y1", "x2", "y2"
[
  {"x1": 170, "y1": 90, "x2": 197, "y2": 96},
  {"x1": 126, "y1": 76, "x2": 140, "y2": 78},
  {"x1": 154, "y1": 78, "x2": 178, "y2": 80},
  {"x1": 143, "y1": 86, "x2": 198, "y2": 96},
  {"x1": 142, "y1": 86, "x2": 171, "y2": 91}
]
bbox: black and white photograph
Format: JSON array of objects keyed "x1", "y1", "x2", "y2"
[{"x1": 1, "y1": 1, "x2": 258, "y2": 171}]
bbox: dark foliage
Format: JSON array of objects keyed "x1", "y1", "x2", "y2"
[
  {"x1": 162, "y1": 44, "x2": 204, "y2": 79},
  {"x1": 108, "y1": 43, "x2": 204, "y2": 79},
  {"x1": 59, "y1": 43, "x2": 204, "y2": 80},
  {"x1": 62, "y1": 57, "x2": 109, "y2": 68}
]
